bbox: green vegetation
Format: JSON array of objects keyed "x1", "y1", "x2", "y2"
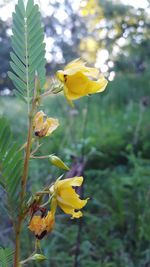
[{"x1": 0, "y1": 68, "x2": 150, "y2": 266}]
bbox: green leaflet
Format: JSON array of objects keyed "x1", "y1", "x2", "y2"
[
  {"x1": 0, "y1": 117, "x2": 23, "y2": 222},
  {"x1": 9, "y1": 0, "x2": 46, "y2": 107},
  {"x1": 0, "y1": 248, "x2": 14, "y2": 267}
]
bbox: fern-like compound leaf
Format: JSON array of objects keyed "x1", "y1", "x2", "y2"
[
  {"x1": 0, "y1": 117, "x2": 23, "y2": 223},
  {"x1": 0, "y1": 247, "x2": 14, "y2": 267},
  {"x1": 8, "y1": 0, "x2": 46, "y2": 110}
]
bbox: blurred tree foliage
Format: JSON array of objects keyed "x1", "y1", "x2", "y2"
[
  {"x1": 0, "y1": 19, "x2": 12, "y2": 92},
  {"x1": 43, "y1": 0, "x2": 87, "y2": 72},
  {"x1": 0, "y1": 0, "x2": 150, "y2": 91},
  {"x1": 80, "y1": 0, "x2": 150, "y2": 73}
]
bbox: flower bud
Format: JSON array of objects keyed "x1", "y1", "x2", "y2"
[
  {"x1": 49, "y1": 155, "x2": 70, "y2": 171},
  {"x1": 30, "y1": 253, "x2": 47, "y2": 261}
]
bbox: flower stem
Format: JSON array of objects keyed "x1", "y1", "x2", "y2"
[
  {"x1": 14, "y1": 115, "x2": 33, "y2": 266},
  {"x1": 30, "y1": 154, "x2": 51, "y2": 159},
  {"x1": 20, "y1": 117, "x2": 33, "y2": 202},
  {"x1": 40, "y1": 89, "x2": 53, "y2": 98}
]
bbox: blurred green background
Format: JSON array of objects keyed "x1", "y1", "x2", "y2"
[{"x1": 0, "y1": 0, "x2": 150, "y2": 266}]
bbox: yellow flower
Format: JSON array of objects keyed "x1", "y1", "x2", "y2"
[
  {"x1": 28, "y1": 211, "x2": 55, "y2": 239},
  {"x1": 33, "y1": 110, "x2": 59, "y2": 137},
  {"x1": 50, "y1": 176, "x2": 88, "y2": 219},
  {"x1": 56, "y1": 58, "x2": 108, "y2": 104}
]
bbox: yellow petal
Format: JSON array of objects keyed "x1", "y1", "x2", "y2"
[
  {"x1": 71, "y1": 211, "x2": 83, "y2": 219},
  {"x1": 56, "y1": 58, "x2": 108, "y2": 103},
  {"x1": 83, "y1": 67, "x2": 99, "y2": 78},
  {"x1": 52, "y1": 176, "x2": 89, "y2": 219},
  {"x1": 51, "y1": 197, "x2": 57, "y2": 217},
  {"x1": 58, "y1": 202, "x2": 83, "y2": 219},
  {"x1": 28, "y1": 216, "x2": 45, "y2": 235},
  {"x1": 28, "y1": 212, "x2": 55, "y2": 236},
  {"x1": 56, "y1": 70, "x2": 65, "y2": 82},
  {"x1": 55, "y1": 176, "x2": 83, "y2": 191},
  {"x1": 95, "y1": 75, "x2": 108, "y2": 93},
  {"x1": 58, "y1": 58, "x2": 99, "y2": 79},
  {"x1": 33, "y1": 111, "x2": 59, "y2": 137},
  {"x1": 33, "y1": 111, "x2": 45, "y2": 130},
  {"x1": 44, "y1": 211, "x2": 55, "y2": 232},
  {"x1": 63, "y1": 85, "x2": 74, "y2": 107},
  {"x1": 57, "y1": 187, "x2": 88, "y2": 210},
  {"x1": 64, "y1": 58, "x2": 86, "y2": 74},
  {"x1": 64, "y1": 72, "x2": 107, "y2": 100},
  {"x1": 64, "y1": 72, "x2": 90, "y2": 100},
  {"x1": 46, "y1": 118, "x2": 59, "y2": 136}
]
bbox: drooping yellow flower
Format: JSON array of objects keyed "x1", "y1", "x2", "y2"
[
  {"x1": 56, "y1": 58, "x2": 108, "y2": 104},
  {"x1": 33, "y1": 110, "x2": 59, "y2": 137},
  {"x1": 50, "y1": 176, "x2": 88, "y2": 219},
  {"x1": 28, "y1": 211, "x2": 55, "y2": 239}
]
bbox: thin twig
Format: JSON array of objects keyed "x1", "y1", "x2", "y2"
[
  {"x1": 40, "y1": 89, "x2": 53, "y2": 99},
  {"x1": 30, "y1": 155, "x2": 50, "y2": 159}
]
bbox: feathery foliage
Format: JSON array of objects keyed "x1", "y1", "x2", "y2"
[
  {"x1": 0, "y1": 247, "x2": 14, "y2": 267},
  {"x1": 8, "y1": 0, "x2": 46, "y2": 109},
  {"x1": 0, "y1": 117, "x2": 23, "y2": 221}
]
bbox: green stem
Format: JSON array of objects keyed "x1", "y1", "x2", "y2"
[
  {"x1": 21, "y1": 118, "x2": 33, "y2": 202},
  {"x1": 14, "y1": 115, "x2": 33, "y2": 267},
  {"x1": 30, "y1": 154, "x2": 52, "y2": 159},
  {"x1": 40, "y1": 89, "x2": 53, "y2": 99}
]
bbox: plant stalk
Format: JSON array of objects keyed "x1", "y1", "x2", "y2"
[{"x1": 14, "y1": 115, "x2": 33, "y2": 267}]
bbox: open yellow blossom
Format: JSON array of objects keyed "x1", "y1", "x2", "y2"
[
  {"x1": 28, "y1": 211, "x2": 55, "y2": 239},
  {"x1": 56, "y1": 58, "x2": 108, "y2": 104},
  {"x1": 50, "y1": 176, "x2": 88, "y2": 219},
  {"x1": 33, "y1": 110, "x2": 59, "y2": 137}
]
